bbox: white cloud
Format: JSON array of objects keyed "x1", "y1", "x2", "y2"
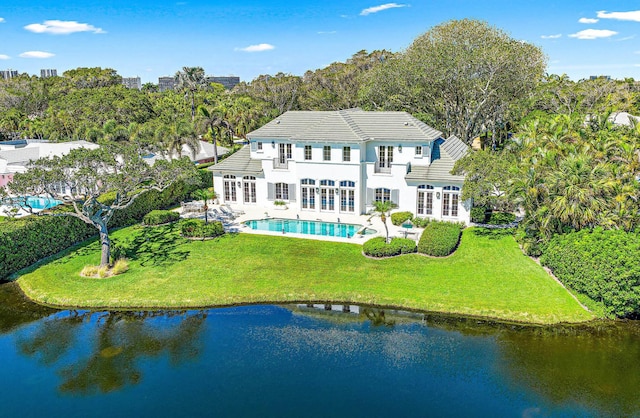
[
  {"x1": 578, "y1": 17, "x2": 599, "y2": 24},
  {"x1": 541, "y1": 34, "x2": 562, "y2": 39},
  {"x1": 596, "y1": 10, "x2": 640, "y2": 22},
  {"x1": 0, "y1": 17, "x2": 5, "y2": 23},
  {"x1": 0, "y1": 54, "x2": 10, "y2": 60},
  {"x1": 569, "y1": 29, "x2": 618, "y2": 39},
  {"x1": 235, "y1": 43, "x2": 275, "y2": 52},
  {"x1": 617, "y1": 35, "x2": 636, "y2": 41},
  {"x1": 24, "y1": 20, "x2": 105, "y2": 35},
  {"x1": 19, "y1": 51, "x2": 55, "y2": 58},
  {"x1": 360, "y1": 3, "x2": 408, "y2": 16}
]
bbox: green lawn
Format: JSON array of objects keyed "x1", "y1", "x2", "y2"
[{"x1": 17, "y1": 225, "x2": 594, "y2": 324}]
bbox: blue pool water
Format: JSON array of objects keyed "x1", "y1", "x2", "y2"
[
  {"x1": 2, "y1": 196, "x2": 62, "y2": 210},
  {"x1": 245, "y1": 218, "x2": 376, "y2": 238}
]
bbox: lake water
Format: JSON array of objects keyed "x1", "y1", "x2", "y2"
[{"x1": 1, "y1": 282, "x2": 639, "y2": 417}]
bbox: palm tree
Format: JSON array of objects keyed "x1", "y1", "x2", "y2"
[
  {"x1": 156, "y1": 120, "x2": 200, "y2": 159},
  {"x1": 175, "y1": 67, "x2": 208, "y2": 121},
  {"x1": 191, "y1": 188, "x2": 216, "y2": 223},
  {"x1": 196, "y1": 105, "x2": 233, "y2": 164},
  {"x1": 371, "y1": 200, "x2": 397, "y2": 243}
]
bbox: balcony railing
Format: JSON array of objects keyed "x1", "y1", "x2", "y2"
[{"x1": 273, "y1": 158, "x2": 288, "y2": 170}]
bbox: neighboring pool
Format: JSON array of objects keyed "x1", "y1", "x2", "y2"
[
  {"x1": 2, "y1": 196, "x2": 62, "y2": 210},
  {"x1": 245, "y1": 218, "x2": 376, "y2": 238}
]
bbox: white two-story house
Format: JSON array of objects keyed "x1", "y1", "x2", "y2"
[{"x1": 210, "y1": 109, "x2": 471, "y2": 223}]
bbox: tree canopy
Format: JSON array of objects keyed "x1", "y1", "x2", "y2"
[
  {"x1": 9, "y1": 144, "x2": 200, "y2": 266},
  {"x1": 360, "y1": 19, "x2": 547, "y2": 145}
]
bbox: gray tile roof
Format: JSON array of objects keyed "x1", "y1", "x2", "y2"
[
  {"x1": 405, "y1": 136, "x2": 468, "y2": 183},
  {"x1": 0, "y1": 147, "x2": 40, "y2": 164},
  {"x1": 208, "y1": 146, "x2": 263, "y2": 175},
  {"x1": 247, "y1": 108, "x2": 443, "y2": 143}
]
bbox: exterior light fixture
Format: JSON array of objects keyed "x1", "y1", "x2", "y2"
[
  {"x1": 237, "y1": 181, "x2": 241, "y2": 188},
  {"x1": 398, "y1": 145, "x2": 402, "y2": 152},
  {"x1": 272, "y1": 141, "x2": 275, "y2": 148},
  {"x1": 436, "y1": 192, "x2": 441, "y2": 199}
]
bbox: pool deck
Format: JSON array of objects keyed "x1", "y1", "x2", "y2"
[{"x1": 178, "y1": 202, "x2": 422, "y2": 244}]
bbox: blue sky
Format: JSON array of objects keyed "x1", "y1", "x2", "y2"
[{"x1": 1, "y1": 0, "x2": 639, "y2": 83}]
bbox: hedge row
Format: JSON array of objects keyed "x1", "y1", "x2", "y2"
[
  {"x1": 417, "y1": 221, "x2": 462, "y2": 257},
  {"x1": 471, "y1": 207, "x2": 516, "y2": 225},
  {"x1": 180, "y1": 219, "x2": 225, "y2": 238},
  {"x1": 540, "y1": 228, "x2": 640, "y2": 319},
  {"x1": 0, "y1": 173, "x2": 209, "y2": 280},
  {"x1": 363, "y1": 237, "x2": 417, "y2": 257},
  {"x1": 143, "y1": 210, "x2": 180, "y2": 226}
]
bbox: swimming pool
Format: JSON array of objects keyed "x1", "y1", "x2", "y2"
[
  {"x1": 2, "y1": 196, "x2": 62, "y2": 210},
  {"x1": 245, "y1": 218, "x2": 377, "y2": 238}
]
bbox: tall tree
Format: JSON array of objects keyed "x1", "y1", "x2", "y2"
[
  {"x1": 371, "y1": 200, "x2": 397, "y2": 243},
  {"x1": 9, "y1": 144, "x2": 199, "y2": 266},
  {"x1": 175, "y1": 67, "x2": 208, "y2": 121},
  {"x1": 197, "y1": 105, "x2": 233, "y2": 164},
  {"x1": 155, "y1": 120, "x2": 200, "y2": 159},
  {"x1": 360, "y1": 19, "x2": 547, "y2": 146}
]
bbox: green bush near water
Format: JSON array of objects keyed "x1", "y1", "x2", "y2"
[
  {"x1": 540, "y1": 228, "x2": 640, "y2": 319},
  {"x1": 417, "y1": 221, "x2": 463, "y2": 257}
]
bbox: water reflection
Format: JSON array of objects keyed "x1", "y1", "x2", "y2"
[
  {"x1": 16, "y1": 310, "x2": 207, "y2": 395},
  {"x1": 291, "y1": 304, "x2": 640, "y2": 416},
  {"x1": 2, "y1": 284, "x2": 640, "y2": 417}
]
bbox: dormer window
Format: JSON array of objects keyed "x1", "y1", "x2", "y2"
[{"x1": 415, "y1": 146, "x2": 422, "y2": 157}]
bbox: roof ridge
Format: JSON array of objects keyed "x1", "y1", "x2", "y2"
[
  {"x1": 407, "y1": 114, "x2": 443, "y2": 139},
  {"x1": 338, "y1": 109, "x2": 370, "y2": 141}
]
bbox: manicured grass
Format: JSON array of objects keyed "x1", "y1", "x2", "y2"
[{"x1": 17, "y1": 225, "x2": 594, "y2": 324}]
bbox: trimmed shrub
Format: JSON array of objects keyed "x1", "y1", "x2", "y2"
[
  {"x1": 363, "y1": 237, "x2": 417, "y2": 257},
  {"x1": 486, "y1": 212, "x2": 516, "y2": 225},
  {"x1": 412, "y1": 217, "x2": 431, "y2": 228},
  {"x1": 143, "y1": 210, "x2": 180, "y2": 226},
  {"x1": 391, "y1": 211, "x2": 414, "y2": 226},
  {"x1": 471, "y1": 206, "x2": 487, "y2": 223},
  {"x1": 180, "y1": 219, "x2": 225, "y2": 239},
  {"x1": 0, "y1": 173, "x2": 208, "y2": 280},
  {"x1": 540, "y1": 228, "x2": 640, "y2": 319},
  {"x1": 417, "y1": 221, "x2": 462, "y2": 257}
]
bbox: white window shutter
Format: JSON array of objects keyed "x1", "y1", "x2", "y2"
[
  {"x1": 391, "y1": 189, "x2": 399, "y2": 205},
  {"x1": 288, "y1": 184, "x2": 297, "y2": 202},
  {"x1": 267, "y1": 183, "x2": 274, "y2": 200}
]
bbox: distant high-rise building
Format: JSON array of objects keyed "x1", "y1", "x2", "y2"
[
  {"x1": 158, "y1": 76, "x2": 176, "y2": 92},
  {"x1": 589, "y1": 75, "x2": 611, "y2": 81},
  {"x1": 206, "y1": 76, "x2": 240, "y2": 90},
  {"x1": 1, "y1": 69, "x2": 19, "y2": 80},
  {"x1": 40, "y1": 69, "x2": 58, "y2": 78},
  {"x1": 122, "y1": 76, "x2": 142, "y2": 90}
]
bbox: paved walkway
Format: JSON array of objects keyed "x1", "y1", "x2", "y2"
[{"x1": 178, "y1": 202, "x2": 422, "y2": 244}]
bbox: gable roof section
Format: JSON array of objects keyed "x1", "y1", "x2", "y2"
[
  {"x1": 405, "y1": 135, "x2": 468, "y2": 183},
  {"x1": 208, "y1": 146, "x2": 263, "y2": 176},
  {"x1": 247, "y1": 108, "x2": 442, "y2": 143}
]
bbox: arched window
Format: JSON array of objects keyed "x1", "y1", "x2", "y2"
[
  {"x1": 223, "y1": 175, "x2": 237, "y2": 203},
  {"x1": 301, "y1": 178, "x2": 316, "y2": 209},
  {"x1": 374, "y1": 188, "x2": 391, "y2": 203},
  {"x1": 339, "y1": 180, "x2": 355, "y2": 212},
  {"x1": 275, "y1": 182, "x2": 289, "y2": 200},
  {"x1": 320, "y1": 180, "x2": 336, "y2": 211},
  {"x1": 243, "y1": 176, "x2": 256, "y2": 204},
  {"x1": 442, "y1": 185, "x2": 460, "y2": 217},
  {"x1": 417, "y1": 184, "x2": 434, "y2": 215}
]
